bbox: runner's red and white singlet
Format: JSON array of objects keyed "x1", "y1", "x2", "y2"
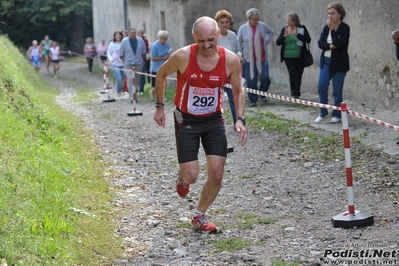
[{"x1": 174, "y1": 44, "x2": 228, "y2": 117}]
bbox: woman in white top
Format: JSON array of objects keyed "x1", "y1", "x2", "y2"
[
  {"x1": 107, "y1": 31, "x2": 124, "y2": 98},
  {"x1": 49, "y1": 41, "x2": 61, "y2": 78},
  {"x1": 214, "y1": 9, "x2": 242, "y2": 127}
]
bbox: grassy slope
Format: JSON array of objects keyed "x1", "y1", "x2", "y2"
[{"x1": 0, "y1": 36, "x2": 120, "y2": 265}]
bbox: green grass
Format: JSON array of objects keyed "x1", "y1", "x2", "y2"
[
  {"x1": 240, "y1": 174, "x2": 256, "y2": 179},
  {"x1": 247, "y1": 109, "x2": 345, "y2": 162},
  {"x1": 0, "y1": 36, "x2": 120, "y2": 265},
  {"x1": 270, "y1": 258, "x2": 301, "y2": 266},
  {"x1": 208, "y1": 237, "x2": 253, "y2": 252}
]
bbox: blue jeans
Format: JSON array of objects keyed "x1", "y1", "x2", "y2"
[
  {"x1": 224, "y1": 85, "x2": 236, "y2": 124},
  {"x1": 124, "y1": 63, "x2": 144, "y2": 100},
  {"x1": 112, "y1": 66, "x2": 125, "y2": 93},
  {"x1": 243, "y1": 60, "x2": 271, "y2": 104},
  {"x1": 317, "y1": 57, "x2": 347, "y2": 119}
]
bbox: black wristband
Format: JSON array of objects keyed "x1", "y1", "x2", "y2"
[{"x1": 155, "y1": 102, "x2": 165, "y2": 108}]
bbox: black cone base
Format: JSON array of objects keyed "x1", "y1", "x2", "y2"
[
  {"x1": 103, "y1": 97, "x2": 116, "y2": 102},
  {"x1": 127, "y1": 110, "x2": 143, "y2": 116},
  {"x1": 332, "y1": 210, "x2": 374, "y2": 228}
]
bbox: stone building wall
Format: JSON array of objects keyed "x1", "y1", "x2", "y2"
[{"x1": 92, "y1": 0, "x2": 399, "y2": 109}]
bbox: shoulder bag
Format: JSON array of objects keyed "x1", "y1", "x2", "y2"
[{"x1": 304, "y1": 43, "x2": 313, "y2": 68}]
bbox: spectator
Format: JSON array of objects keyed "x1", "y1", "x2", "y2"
[
  {"x1": 27, "y1": 40, "x2": 42, "y2": 72},
  {"x1": 238, "y1": 8, "x2": 274, "y2": 107},
  {"x1": 392, "y1": 29, "x2": 399, "y2": 144},
  {"x1": 229, "y1": 21, "x2": 237, "y2": 34},
  {"x1": 276, "y1": 12, "x2": 311, "y2": 99},
  {"x1": 315, "y1": 2, "x2": 350, "y2": 124},
  {"x1": 84, "y1": 37, "x2": 96, "y2": 75},
  {"x1": 149, "y1": 30, "x2": 170, "y2": 99},
  {"x1": 214, "y1": 9, "x2": 242, "y2": 126},
  {"x1": 107, "y1": 30, "x2": 125, "y2": 100},
  {"x1": 121, "y1": 30, "x2": 128, "y2": 39},
  {"x1": 137, "y1": 29, "x2": 150, "y2": 94},
  {"x1": 119, "y1": 28, "x2": 147, "y2": 103},
  {"x1": 393, "y1": 29, "x2": 399, "y2": 60}
]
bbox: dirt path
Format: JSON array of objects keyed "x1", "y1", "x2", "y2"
[{"x1": 43, "y1": 62, "x2": 399, "y2": 266}]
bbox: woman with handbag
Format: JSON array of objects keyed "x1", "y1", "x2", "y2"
[
  {"x1": 276, "y1": 12, "x2": 311, "y2": 99},
  {"x1": 315, "y1": 2, "x2": 350, "y2": 124}
]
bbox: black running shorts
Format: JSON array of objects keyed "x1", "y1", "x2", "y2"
[{"x1": 174, "y1": 108, "x2": 227, "y2": 163}]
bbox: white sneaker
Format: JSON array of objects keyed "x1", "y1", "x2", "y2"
[
  {"x1": 315, "y1": 115, "x2": 326, "y2": 124},
  {"x1": 116, "y1": 92, "x2": 122, "y2": 100},
  {"x1": 331, "y1": 117, "x2": 341, "y2": 123}
]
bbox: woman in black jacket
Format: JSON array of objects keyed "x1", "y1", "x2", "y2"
[
  {"x1": 315, "y1": 2, "x2": 350, "y2": 124},
  {"x1": 276, "y1": 12, "x2": 311, "y2": 98}
]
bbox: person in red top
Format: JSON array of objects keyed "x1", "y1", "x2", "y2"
[
  {"x1": 153, "y1": 16, "x2": 247, "y2": 233},
  {"x1": 138, "y1": 29, "x2": 150, "y2": 94}
]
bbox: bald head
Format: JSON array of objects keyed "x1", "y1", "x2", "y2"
[{"x1": 192, "y1": 16, "x2": 219, "y2": 34}]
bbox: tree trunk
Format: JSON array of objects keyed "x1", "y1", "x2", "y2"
[{"x1": 68, "y1": 13, "x2": 84, "y2": 54}]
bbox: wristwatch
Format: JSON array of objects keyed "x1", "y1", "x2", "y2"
[
  {"x1": 236, "y1": 116, "x2": 246, "y2": 126},
  {"x1": 155, "y1": 102, "x2": 165, "y2": 108}
]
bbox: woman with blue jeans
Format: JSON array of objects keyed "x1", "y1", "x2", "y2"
[
  {"x1": 315, "y1": 2, "x2": 350, "y2": 124},
  {"x1": 107, "y1": 31, "x2": 125, "y2": 99}
]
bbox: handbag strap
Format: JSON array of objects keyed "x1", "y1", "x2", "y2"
[{"x1": 305, "y1": 42, "x2": 310, "y2": 52}]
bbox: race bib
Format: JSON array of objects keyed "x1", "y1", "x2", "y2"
[{"x1": 187, "y1": 86, "x2": 218, "y2": 115}]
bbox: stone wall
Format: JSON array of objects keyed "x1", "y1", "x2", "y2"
[
  {"x1": 92, "y1": 0, "x2": 125, "y2": 43},
  {"x1": 92, "y1": 0, "x2": 399, "y2": 109}
]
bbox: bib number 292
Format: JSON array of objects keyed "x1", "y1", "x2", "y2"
[{"x1": 193, "y1": 96, "x2": 215, "y2": 107}]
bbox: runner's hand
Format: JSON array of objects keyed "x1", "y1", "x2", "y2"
[
  {"x1": 153, "y1": 108, "x2": 166, "y2": 127},
  {"x1": 235, "y1": 121, "x2": 247, "y2": 146}
]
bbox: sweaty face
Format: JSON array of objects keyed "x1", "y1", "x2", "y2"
[{"x1": 193, "y1": 24, "x2": 219, "y2": 55}]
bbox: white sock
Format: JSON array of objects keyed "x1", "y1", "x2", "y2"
[{"x1": 193, "y1": 210, "x2": 204, "y2": 217}]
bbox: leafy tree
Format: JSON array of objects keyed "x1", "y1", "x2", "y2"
[{"x1": 0, "y1": 0, "x2": 92, "y2": 53}]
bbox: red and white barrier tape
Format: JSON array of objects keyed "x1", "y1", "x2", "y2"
[{"x1": 108, "y1": 66, "x2": 399, "y2": 132}]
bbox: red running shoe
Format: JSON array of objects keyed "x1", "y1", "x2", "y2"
[
  {"x1": 191, "y1": 214, "x2": 217, "y2": 233},
  {"x1": 176, "y1": 175, "x2": 189, "y2": 198}
]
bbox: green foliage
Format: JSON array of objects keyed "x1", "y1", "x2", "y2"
[
  {"x1": 0, "y1": 35, "x2": 119, "y2": 265},
  {"x1": 0, "y1": 0, "x2": 93, "y2": 49}
]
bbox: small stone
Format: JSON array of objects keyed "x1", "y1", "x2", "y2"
[
  {"x1": 242, "y1": 255, "x2": 256, "y2": 262},
  {"x1": 304, "y1": 162, "x2": 314, "y2": 168}
]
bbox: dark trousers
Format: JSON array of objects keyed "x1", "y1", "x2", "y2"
[
  {"x1": 86, "y1": 58, "x2": 93, "y2": 73},
  {"x1": 139, "y1": 59, "x2": 150, "y2": 93},
  {"x1": 224, "y1": 85, "x2": 236, "y2": 124},
  {"x1": 284, "y1": 57, "x2": 304, "y2": 97}
]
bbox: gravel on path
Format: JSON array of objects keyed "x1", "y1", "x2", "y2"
[{"x1": 43, "y1": 62, "x2": 399, "y2": 266}]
